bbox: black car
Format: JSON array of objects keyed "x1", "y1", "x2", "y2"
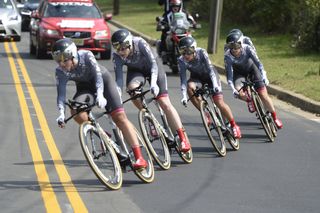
[{"x1": 18, "y1": 0, "x2": 40, "y2": 30}]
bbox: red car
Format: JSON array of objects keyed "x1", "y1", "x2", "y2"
[{"x1": 29, "y1": 0, "x2": 112, "y2": 59}]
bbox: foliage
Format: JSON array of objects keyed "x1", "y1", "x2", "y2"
[{"x1": 187, "y1": 0, "x2": 320, "y2": 52}]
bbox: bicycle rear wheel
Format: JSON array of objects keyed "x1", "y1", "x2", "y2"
[
  {"x1": 174, "y1": 129, "x2": 193, "y2": 164},
  {"x1": 79, "y1": 121, "x2": 122, "y2": 190},
  {"x1": 252, "y1": 92, "x2": 275, "y2": 142},
  {"x1": 131, "y1": 127, "x2": 155, "y2": 183},
  {"x1": 139, "y1": 109, "x2": 171, "y2": 170},
  {"x1": 213, "y1": 106, "x2": 239, "y2": 151},
  {"x1": 200, "y1": 101, "x2": 227, "y2": 157}
]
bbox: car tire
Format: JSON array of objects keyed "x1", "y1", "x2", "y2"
[
  {"x1": 100, "y1": 43, "x2": 112, "y2": 60},
  {"x1": 30, "y1": 37, "x2": 36, "y2": 55},
  {"x1": 36, "y1": 40, "x2": 47, "y2": 59}
]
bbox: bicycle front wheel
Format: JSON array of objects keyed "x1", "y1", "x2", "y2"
[
  {"x1": 79, "y1": 121, "x2": 122, "y2": 190},
  {"x1": 252, "y1": 93, "x2": 275, "y2": 142},
  {"x1": 139, "y1": 109, "x2": 171, "y2": 170},
  {"x1": 200, "y1": 101, "x2": 227, "y2": 157},
  {"x1": 213, "y1": 105, "x2": 239, "y2": 151}
]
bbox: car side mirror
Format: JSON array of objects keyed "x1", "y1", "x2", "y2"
[{"x1": 104, "y1": 13, "x2": 112, "y2": 21}]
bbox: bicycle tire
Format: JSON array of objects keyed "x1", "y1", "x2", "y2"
[
  {"x1": 251, "y1": 92, "x2": 275, "y2": 142},
  {"x1": 139, "y1": 109, "x2": 171, "y2": 170},
  {"x1": 79, "y1": 121, "x2": 122, "y2": 190},
  {"x1": 131, "y1": 127, "x2": 155, "y2": 183},
  {"x1": 174, "y1": 129, "x2": 193, "y2": 164},
  {"x1": 213, "y1": 106, "x2": 240, "y2": 151},
  {"x1": 200, "y1": 101, "x2": 227, "y2": 157}
]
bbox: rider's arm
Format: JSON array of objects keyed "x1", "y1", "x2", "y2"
[
  {"x1": 178, "y1": 57, "x2": 188, "y2": 98},
  {"x1": 139, "y1": 39, "x2": 158, "y2": 87},
  {"x1": 246, "y1": 45, "x2": 265, "y2": 75},
  {"x1": 87, "y1": 51, "x2": 104, "y2": 96},
  {"x1": 55, "y1": 69, "x2": 68, "y2": 112},
  {"x1": 224, "y1": 54, "x2": 236, "y2": 91},
  {"x1": 112, "y1": 53, "x2": 125, "y2": 89},
  {"x1": 201, "y1": 49, "x2": 220, "y2": 91}
]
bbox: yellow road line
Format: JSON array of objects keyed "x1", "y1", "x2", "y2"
[
  {"x1": 5, "y1": 42, "x2": 61, "y2": 213},
  {"x1": 10, "y1": 43, "x2": 88, "y2": 212}
]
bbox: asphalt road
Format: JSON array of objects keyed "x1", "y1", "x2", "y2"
[{"x1": 1, "y1": 32, "x2": 320, "y2": 213}]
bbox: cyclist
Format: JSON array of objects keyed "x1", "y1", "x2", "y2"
[
  {"x1": 224, "y1": 29, "x2": 256, "y2": 52},
  {"x1": 224, "y1": 32, "x2": 283, "y2": 129},
  {"x1": 52, "y1": 38, "x2": 147, "y2": 170},
  {"x1": 111, "y1": 29, "x2": 191, "y2": 152},
  {"x1": 178, "y1": 36, "x2": 242, "y2": 139}
]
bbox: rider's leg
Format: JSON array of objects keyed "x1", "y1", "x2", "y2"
[
  {"x1": 127, "y1": 82, "x2": 144, "y2": 109},
  {"x1": 234, "y1": 77, "x2": 255, "y2": 112},
  {"x1": 157, "y1": 95, "x2": 191, "y2": 152},
  {"x1": 213, "y1": 94, "x2": 242, "y2": 138},
  {"x1": 111, "y1": 110, "x2": 147, "y2": 169},
  {"x1": 72, "y1": 92, "x2": 95, "y2": 124},
  {"x1": 257, "y1": 87, "x2": 283, "y2": 129},
  {"x1": 187, "y1": 81, "x2": 201, "y2": 110}
]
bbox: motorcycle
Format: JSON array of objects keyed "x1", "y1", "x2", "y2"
[{"x1": 156, "y1": 12, "x2": 200, "y2": 74}]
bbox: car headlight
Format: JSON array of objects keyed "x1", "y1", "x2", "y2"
[
  {"x1": 41, "y1": 28, "x2": 59, "y2": 36},
  {"x1": 95, "y1": 30, "x2": 108, "y2": 37}
]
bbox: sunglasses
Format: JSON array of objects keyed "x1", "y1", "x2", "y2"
[
  {"x1": 227, "y1": 42, "x2": 241, "y2": 50},
  {"x1": 112, "y1": 41, "x2": 130, "y2": 52},
  {"x1": 179, "y1": 47, "x2": 195, "y2": 55}
]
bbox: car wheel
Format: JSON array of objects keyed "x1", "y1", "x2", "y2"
[
  {"x1": 36, "y1": 41, "x2": 46, "y2": 59},
  {"x1": 100, "y1": 43, "x2": 112, "y2": 60},
  {"x1": 30, "y1": 37, "x2": 36, "y2": 55}
]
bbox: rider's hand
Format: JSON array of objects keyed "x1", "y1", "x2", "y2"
[
  {"x1": 96, "y1": 93, "x2": 107, "y2": 108},
  {"x1": 150, "y1": 84, "x2": 160, "y2": 97},
  {"x1": 261, "y1": 70, "x2": 269, "y2": 86},
  {"x1": 116, "y1": 86, "x2": 122, "y2": 98},
  {"x1": 263, "y1": 77, "x2": 270, "y2": 86},
  {"x1": 232, "y1": 89, "x2": 240, "y2": 98},
  {"x1": 181, "y1": 98, "x2": 187, "y2": 107},
  {"x1": 56, "y1": 109, "x2": 65, "y2": 128}
]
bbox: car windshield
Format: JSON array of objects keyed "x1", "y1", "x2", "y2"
[
  {"x1": 43, "y1": 2, "x2": 101, "y2": 18},
  {"x1": 0, "y1": 0, "x2": 14, "y2": 9}
]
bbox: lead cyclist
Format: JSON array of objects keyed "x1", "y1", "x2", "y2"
[{"x1": 52, "y1": 38, "x2": 147, "y2": 170}]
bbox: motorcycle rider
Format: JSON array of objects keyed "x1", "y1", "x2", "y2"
[
  {"x1": 52, "y1": 38, "x2": 148, "y2": 170},
  {"x1": 111, "y1": 29, "x2": 191, "y2": 152},
  {"x1": 224, "y1": 32, "x2": 283, "y2": 129},
  {"x1": 158, "y1": 0, "x2": 196, "y2": 64},
  {"x1": 178, "y1": 36, "x2": 242, "y2": 139}
]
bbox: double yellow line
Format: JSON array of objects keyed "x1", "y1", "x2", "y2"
[{"x1": 4, "y1": 42, "x2": 88, "y2": 213}]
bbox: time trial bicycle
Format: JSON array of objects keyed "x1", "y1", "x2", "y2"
[
  {"x1": 124, "y1": 83, "x2": 193, "y2": 165},
  {"x1": 186, "y1": 84, "x2": 240, "y2": 157},
  {"x1": 64, "y1": 99, "x2": 155, "y2": 190}
]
